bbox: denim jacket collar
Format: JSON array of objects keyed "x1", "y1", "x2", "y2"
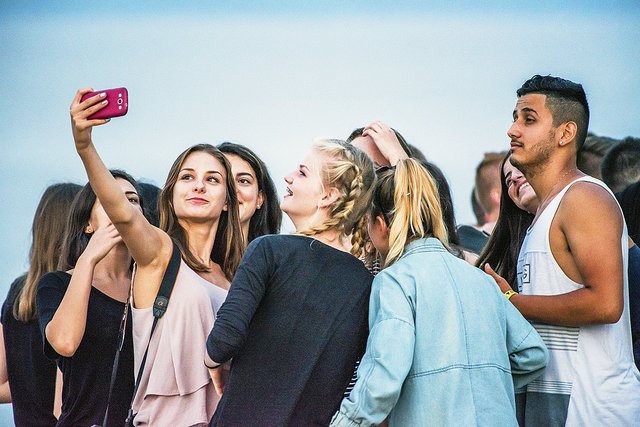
[{"x1": 399, "y1": 237, "x2": 447, "y2": 260}]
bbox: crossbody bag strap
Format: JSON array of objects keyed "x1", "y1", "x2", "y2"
[
  {"x1": 124, "y1": 242, "x2": 181, "y2": 426},
  {"x1": 99, "y1": 284, "x2": 132, "y2": 427}
]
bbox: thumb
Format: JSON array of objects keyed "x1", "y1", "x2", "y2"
[{"x1": 483, "y1": 263, "x2": 497, "y2": 277}]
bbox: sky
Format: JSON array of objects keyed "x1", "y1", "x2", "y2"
[{"x1": 1, "y1": 0, "x2": 640, "y2": 422}]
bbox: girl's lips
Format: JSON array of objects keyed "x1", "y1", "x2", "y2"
[{"x1": 188, "y1": 197, "x2": 208, "y2": 204}]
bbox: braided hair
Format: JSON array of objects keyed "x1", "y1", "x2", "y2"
[{"x1": 298, "y1": 139, "x2": 376, "y2": 257}]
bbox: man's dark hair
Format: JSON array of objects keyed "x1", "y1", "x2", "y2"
[
  {"x1": 517, "y1": 75, "x2": 590, "y2": 151},
  {"x1": 346, "y1": 127, "x2": 413, "y2": 158},
  {"x1": 601, "y1": 137, "x2": 640, "y2": 193}
]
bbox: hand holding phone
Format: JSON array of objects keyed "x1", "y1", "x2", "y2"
[{"x1": 80, "y1": 87, "x2": 128, "y2": 120}]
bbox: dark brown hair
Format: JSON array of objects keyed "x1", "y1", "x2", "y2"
[
  {"x1": 159, "y1": 144, "x2": 244, "y2": 280},
  {"x1": 218, "y1": 142, "x2": 282, "y2": 243}
]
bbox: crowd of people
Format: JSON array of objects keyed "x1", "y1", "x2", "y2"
[{"x1": 1, "y1": 74, "x2": 639, "y2": 426}]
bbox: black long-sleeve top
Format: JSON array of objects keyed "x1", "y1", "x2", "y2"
[{"x1": 207, "y1": 235, "x2": 372, "y2": 427}]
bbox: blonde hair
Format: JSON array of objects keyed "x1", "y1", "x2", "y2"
[
  {"x1": 372, "y1": 158, "x2": 449, "y2": 267},
  {"x1": 298, "y1": 139, "x2": 376, "y2": 258}
]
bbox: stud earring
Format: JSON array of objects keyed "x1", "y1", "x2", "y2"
[{"x1": 85, "y1": 225, "x2": 94, "y2": 234}]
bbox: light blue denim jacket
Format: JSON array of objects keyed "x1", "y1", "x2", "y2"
[{"x1": 331, "y1": 238, "x2": 548, "y2": 427}]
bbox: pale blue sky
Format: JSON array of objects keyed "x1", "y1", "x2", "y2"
[{"x1": 1, "y1": 1, "x2": 639, "y2": 422}]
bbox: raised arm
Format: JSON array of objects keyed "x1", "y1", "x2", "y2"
[
  {"x1": 42, "y1": 225, "x2": 122, "y2": 357},
  {"x1": 488, "y1": 183, "x2": 625, "y2": 327},
  {"x1": 70, "y1": 89, "x2": 169, "y2": 267},
  {"x1": 362, "y1": 121, "x2": 410, "y2": 166}
]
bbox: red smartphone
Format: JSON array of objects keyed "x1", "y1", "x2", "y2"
[{"x1": 80, "y1": 87, "x2": 128, "y2": 120}]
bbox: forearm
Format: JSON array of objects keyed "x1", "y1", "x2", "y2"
[
  {"x1": 45, "y1": 258, "x2": 94, "y2": 356},
  {"x1": 0, "y1": 325, "x2": 10, "y2": 403},
  {"x1": 0, "y1": 382, "x2": 10, "y2": 403},
  {"x1": 76, "y1": 143, "x2": 136, "y2": 224},
  {"x1": 333, "y1": 319, "x2": 413, "y2": 427},
  {"x1": 510, "y1": 287, "x2": 623, "y2": 326}
]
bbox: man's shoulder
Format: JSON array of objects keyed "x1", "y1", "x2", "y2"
[{"x1": 560, "y1": 178, "x2": 621, "y2": 217}]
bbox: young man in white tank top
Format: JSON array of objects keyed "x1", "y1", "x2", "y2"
[{"x1": 487, "y1": 75, "x2": 640, "y2": 426}]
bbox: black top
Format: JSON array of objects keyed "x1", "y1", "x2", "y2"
[
  {"x1": 36, "y1": 271, "x2": 134, "y2": 427},
  {"x1": 207, "y1": 235, "x2": 372, "y2": 427},
  {"x1": 456, "y1": 224, "x2": 490, "y2": 255},
  {"x1": 1, "y1": 274, "x2": 57, "y2": 427}
]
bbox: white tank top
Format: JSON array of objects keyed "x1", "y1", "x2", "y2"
[{"x1": 517, "y1": 175, "x2": 640, "y2": 426}]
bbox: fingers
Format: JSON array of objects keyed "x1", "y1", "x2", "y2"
[
  {"x1": 483, "y1": 263, "x2": 495, "y2": 275},
  {"x1": 71, "y1": 88, "x2": 94, "y2": 107},
  {"x1": 70, "y1": 89, "x2": 111, "y2": 139},
  {"x1": 483, "y1": 263, "x2": 511, "y2": 293}
]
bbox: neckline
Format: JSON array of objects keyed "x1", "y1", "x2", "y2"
[
  {"x1": 528, "y1": 176, "x2": 586, "y2": 232},
  {"x1": 291, "y1": 234, "x2": 353, "y2": 256},
  {"x1": 59, "y1": 271, "x2": 129, "y2": 304}
]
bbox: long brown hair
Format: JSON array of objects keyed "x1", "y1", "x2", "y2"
[
  {"x1": 159, "y1": 144, "x2": 244, "y2": 280},
  {"x1": 14, "y1": 183, "x2": 82, "y2": 321}
]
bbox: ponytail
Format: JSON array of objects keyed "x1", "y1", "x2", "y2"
[{"x1": 375, "y1": 159, "x2": 449, "y2": 267}]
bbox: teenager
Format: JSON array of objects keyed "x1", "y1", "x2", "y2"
[
  {"x1": 1, "y1": 183, "x2": 80, "y2": 426},
  {"x1": 37, "y1": 172, "x2": 139, "y2": 426},
  {"x1": 206, "y1": 139, "x2": 376, "y2": 426},
  {"x1": 69, "y1": 88, "x2": 244, "y2": 426},
  {"x1": 217, "y1": 142, "x2": 281, "y2": 244},
  {"x1": 331, "y1": 159, "x2": 548, "y2": 426}
]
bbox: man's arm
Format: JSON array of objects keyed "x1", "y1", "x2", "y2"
[{"x1": 491, "y1": 182, "x2": 625, "y2": 327}]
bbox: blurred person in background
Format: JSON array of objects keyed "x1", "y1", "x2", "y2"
[{"x1": 1, "y1": 183, "x2": 81, "y2": 427}]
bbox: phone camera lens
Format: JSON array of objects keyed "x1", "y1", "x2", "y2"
[{"x1": 118, "y1": 98, "x2": 123, "y2": 105}]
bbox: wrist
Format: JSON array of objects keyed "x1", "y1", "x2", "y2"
[
  {"x1": 205, "y1": 361, "x2": 221, "y2": 369},
  {"x1": 504, "y1": 289, "x2": 518, "y2": 301},
  {"x1": 77, "y1": 253, "x2": 99, "y2": 269}
]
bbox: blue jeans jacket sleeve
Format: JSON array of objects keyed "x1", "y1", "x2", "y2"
[
  {"x1": 503, "y1": 295, "x2": 549, "y2": 389},
  {"x1": 331, "y1": 271, "x2": 415, "y2": 427}
]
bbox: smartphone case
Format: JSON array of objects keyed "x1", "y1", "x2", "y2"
[{"x1": 80, "y1": 87, "x2": 128, "y2": 120}]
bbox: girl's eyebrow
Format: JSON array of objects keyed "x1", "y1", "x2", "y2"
[{"x1": 179, "y1": 167, "x2": 223, "y2": 176}]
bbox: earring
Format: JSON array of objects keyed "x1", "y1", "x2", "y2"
[
  {"x1": 559, "y1": 140, "x2": 564, "y2": 146},
  {"x1": 85, "y1": 225, "x2": 94, "y2": 234},
  {"x1": 256, "y1": 204, "x2": 262, "y2": 209}
]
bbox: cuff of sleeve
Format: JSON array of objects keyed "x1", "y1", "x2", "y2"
[{"x1": 330, "y1": 411, "x2": 362, "y2": 427}]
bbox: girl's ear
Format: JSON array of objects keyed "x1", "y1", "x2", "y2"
[
  {"x1": 318, "y1": 187, "x2": 340, "y2": 209},
  {"x1": 374, "y1": 214, "x2": 389, "y2": 235},
  {"x1": 256, "y1": 190, "x2": 265, "y2": 210}
]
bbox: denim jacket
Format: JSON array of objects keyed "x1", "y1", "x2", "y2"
[{"x1": 331, "y1": 238, "x2": 548, "y2": 427}]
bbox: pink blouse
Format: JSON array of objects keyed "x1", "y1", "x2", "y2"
[{"x1": 131, "y1": 260, "x2": 228, "y2": 426}]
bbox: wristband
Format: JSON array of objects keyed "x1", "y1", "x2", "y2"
[
  {"x1": 504, "y1": 290, "x2": 518, "y2": 301},
  {"x1": 204, "y1": 360, "x2": 221, "y2": 369}
]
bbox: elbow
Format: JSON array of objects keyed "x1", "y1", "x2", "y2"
[
  {"x1": 600, "y1": 304, "x2": 623, "y2": 324},
  {"x1": 50, "y1": 338, "x2": 79, "y2": 358},
  {"x1": 46, "y1": 328, "x2": 79, "y2": 357}
]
